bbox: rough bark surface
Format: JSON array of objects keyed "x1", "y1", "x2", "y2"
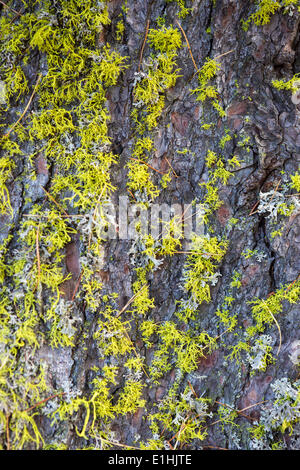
[{"x1": 0, "y1": 0, "x2": 300, "y2": 451}]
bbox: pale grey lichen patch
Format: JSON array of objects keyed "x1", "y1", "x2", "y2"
[
  {"x1": 37, "y1": 346, "x2": 74, "y2": 397},
  {"x1": 289, "y1": 340, "x2": 300, "y2": 366}
]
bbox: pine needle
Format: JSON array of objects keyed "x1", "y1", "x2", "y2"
[{"x1": 176, "y1": 20, "x2": 199, "y2": 73}]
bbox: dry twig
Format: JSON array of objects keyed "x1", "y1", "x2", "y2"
[
  {"x1": 164, "y1": 156, "x2": 178, "y2": 178},
  {"x1": 4, "y1": 74, "x2": 42, "y2": 138},
  {"x1": 24, "y1": 392, "x2": 66, "y2": 414},
  {"x1": 35, "y1": 223, "x2": 41, "y2": 291},
  {"x1": 40, "y1": 186, "x2": 70, "y2": 218},
  {"x1": 5, "y1": 414, "x2": 10, "y2": 451},
  {"x1": 129, "y1": 157, "x2": 166, "y2": 175},
  {"x1": 0, "y1": 0, "x2": 21, "y2": 16},
  {"x1": 138, "y1": 19, "x2": 150, "y2": 72}
]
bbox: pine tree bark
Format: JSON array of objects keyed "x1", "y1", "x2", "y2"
[{"x1": 1, "y1": 0, "x2": 300, "y2": 450}]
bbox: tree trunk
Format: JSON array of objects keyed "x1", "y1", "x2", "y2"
[{"x1": 0, "y1": 0, "x2": 300, "y2": 451}]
